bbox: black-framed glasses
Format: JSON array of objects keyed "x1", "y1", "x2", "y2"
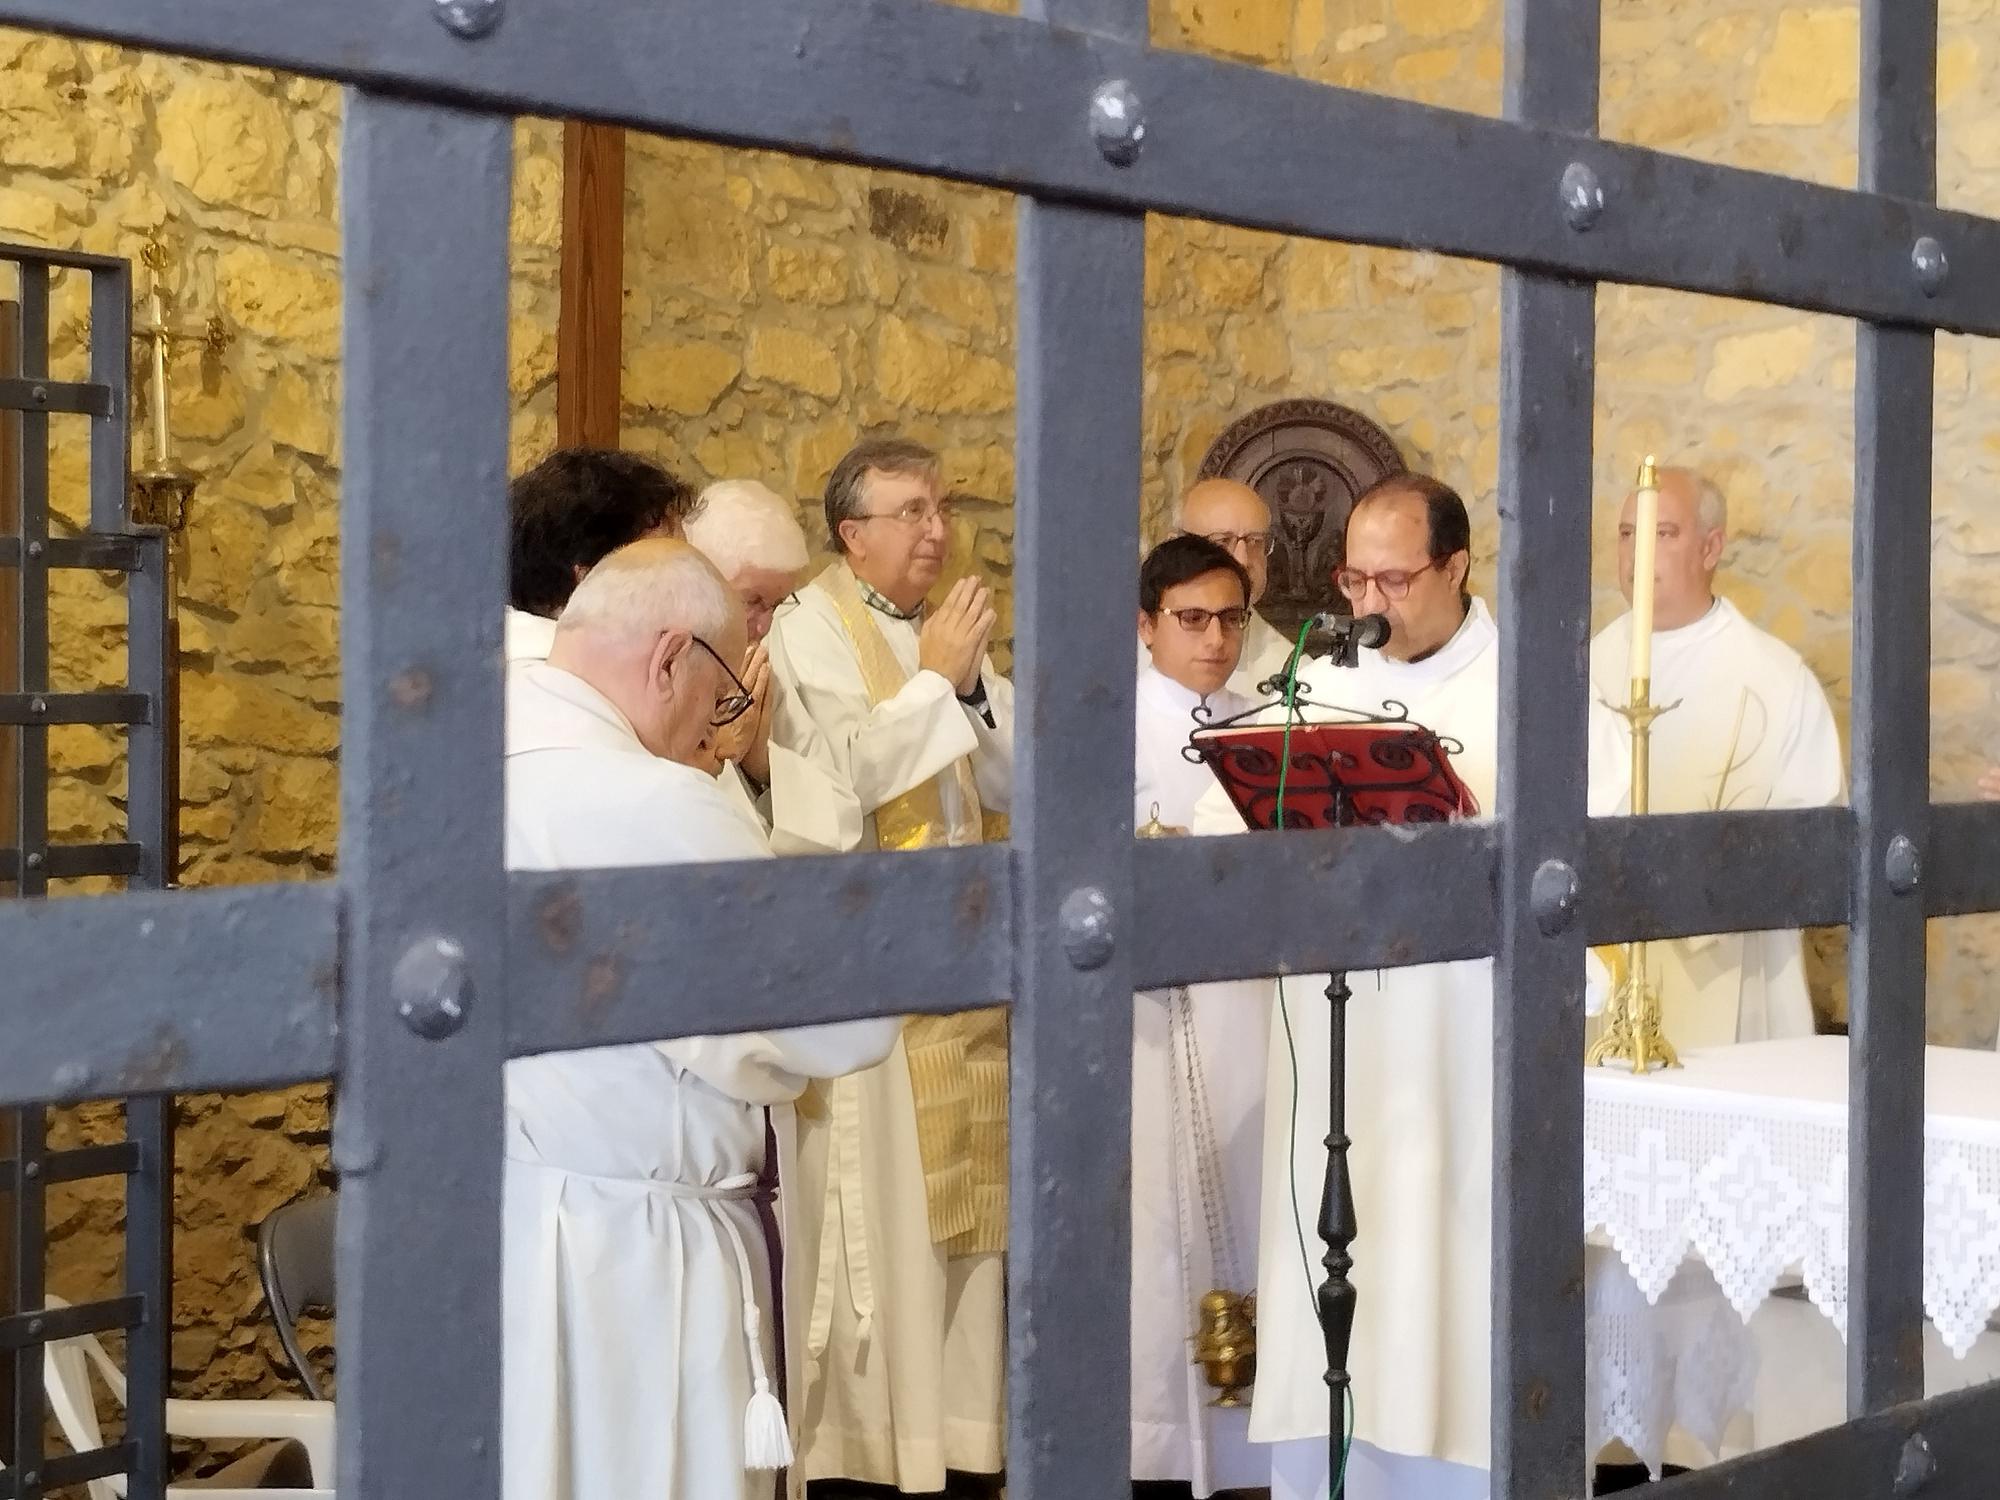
[
  {"x1": 1197, "y1": 528, "x2": 1277, "y2": 558},
  {"x1": 1162, "y1": 605, "x2": 1251, "y2": 634},
  {"x1": 693, "y1": 636, "x2": 755, "y2": 727},
  {"x1": 1334, "y1": 557, "x2": 1444, "y2": 602}
]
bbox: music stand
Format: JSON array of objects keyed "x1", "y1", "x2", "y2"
[{"x1": 1186, "y1": 704, "x2": 1473, "y2": 1493}]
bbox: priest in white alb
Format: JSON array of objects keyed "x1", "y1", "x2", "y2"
[
  {"x1": 765, "y1": 437, "x2": 1013, "y2": 1493},
  {"x1": 1141, "y1": 477, "x2": 1295, "y2": 698},
  {"x1": 1590, "y1": 465, "x2": 1843, "y2": 1046},
  {"x1": 687, "y1": 477, "x2": 863, "y2": 855},
  {"x1": 1200, "y1": 475, "x2": 1624, "y2": 1500},
  {"x1": 503, "y1": 538, "x2": 900, "y2": 1500},
  {"x1": 1132, "y1": 534, "x2": 1270, "y2": 1495}
]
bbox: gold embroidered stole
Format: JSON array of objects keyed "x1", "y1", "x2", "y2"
[{"x1": 816, "y1": 562, "x2": 1009, "y2": 1257}]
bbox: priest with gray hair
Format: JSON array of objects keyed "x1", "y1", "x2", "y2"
[
  {"x1": 503, "y1": 536, "x2": 898, "y2": 1500},
  {"x1": 687, "y1": 477, "x2": 862, "y2": 854}
]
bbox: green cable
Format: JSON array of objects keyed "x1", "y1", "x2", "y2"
[{"x1": 1271, "y1": 619, "x2": 1352, "y2": 1497}]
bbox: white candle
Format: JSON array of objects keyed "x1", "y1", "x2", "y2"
[{"x1": 1628, "y1": 456, "x2": 1659, "y2": 683}]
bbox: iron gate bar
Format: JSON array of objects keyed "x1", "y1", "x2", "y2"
[
  {"x1": 0, "y1": 884, "x2": 340, "y2": 1106},
  {"x1": 0, "y1": 380, "x2": 110, "y2": 419},
  {"x1": 1846, "y1": 0, "x2": 1937, "y2": 1419},
  {"x1": 1009, "y1": 0, "x2": 1146, "y2": 1483},
  {"x1": 0, "y1": 1141, "x2": 138, "y2": 1192},
  {"x1": 1580, "y1": 809, "x2": 1854, "y2": 944},
  {"x1": 0, "y1": 1294, "x2": 142, "y2": 1351},
  {"x1": 1922, "y1": 803, "x2": 2000, "y2": 918},
  {"x1": 333, "y1": 91, "x2": 510, "y2": 1500},
  {"x1": 0, "y1": 1442, "x2": 136, "y2": 1500},
  {"x1": 0, "y1": 842, "x2": 144, "y2": 881},
  {"x1": 0, "y1": 693, "x2": 150, "y2": 726},
  {"x1": 4, "y1": 1111, "x2": 42, "y2": 1500},
  {"x1": 0, "y1": 536, "x2": 148, "y2": 571},
  {"x1": 6, "y1": 0, "x2": 2000, "y2": 337}
]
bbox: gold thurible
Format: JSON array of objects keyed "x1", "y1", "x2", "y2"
[
  {"x1": 1587, "y1": 455, "x2": 1681, "y2": 1073},
  {"x1": 1192, "y1": 1289, "x2": 1257, "y2": 1407}
]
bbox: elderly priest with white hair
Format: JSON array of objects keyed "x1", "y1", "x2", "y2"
[
  {"x1": 1589, "y1": 464, "x2": 1843, "y2": 1045},
  {"x1": 503, "y1": 537, "x2": 899, "y2": 1500},
  {"x1": 687, "y1": 477, "x2": 861, "y2": 854}
]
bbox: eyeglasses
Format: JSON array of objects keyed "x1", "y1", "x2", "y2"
[
  {"x1": 1333, "y1": 558, "x2": 1445, "y2": 602},
  {"x1": 854, "y1": 497, "x2": 957, "y2": 528},
  {"x1": 1160, "y1": 605, "x2": 1251, "y2": 634},
  {"x1": 1196, "y1": 528, "x2": 1276, "y2": 558},
  {"x1": 692, "y1": 636, "x2": 755, "y2": 727}
]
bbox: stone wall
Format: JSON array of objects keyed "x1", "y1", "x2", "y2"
[{"x1": 4, "y1": 0, "x2": 1998, "y2": 1433}]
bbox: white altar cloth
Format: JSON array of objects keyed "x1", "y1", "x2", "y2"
[{"x1": 1583, "y1": 1036, "x2": 2000, "y2": 1474}]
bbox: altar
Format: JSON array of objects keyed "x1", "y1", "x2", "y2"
[{"x1": 1583, "y1": 1036, "x2": 2000, "y2": 1476}]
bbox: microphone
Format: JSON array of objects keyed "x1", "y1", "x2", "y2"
[{"x1": 1311, "y1": 612, "x2": 1389, "y2": 650}]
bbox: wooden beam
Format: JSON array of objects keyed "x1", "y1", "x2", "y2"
[{"x1": 557, "y1": 121, "x2": 625, "y2": 449}]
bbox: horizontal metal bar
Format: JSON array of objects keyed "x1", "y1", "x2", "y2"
[
  {"x1": 0, "y1": 536, "x2": 146, "y2": 572},
  {"x1": 0, "y1": 1294, "x2": 141, "y2": 1350},
  {"x1": 1653, "y1": 1377, "x2": 2000, "y2": 1500},
  {"x1": 0, "y1": 843, "x2": 143, "y2": 882},
  {"x1": 0, "y1": 692, "x2": 149, "y2": 726},
  {"x1": 0, "y1": 1443, "x2": 137, "y2": 1500},
  {"x1": 0, "y1": 1141, "x2": 138, "y2": 1193},
  {"x1": 505, "y1": 844, "x2": 1013, "y2": 1055},
  {"x1": 11, "y1": 0, "x2": 2000, "y2": 335},
  {"x1": 1133, "y1": 820, "x2": 1498, "y2": 985},
  {"x1": 1582, "y1": 808, "x2": 1852, "y2": 944},
  {"x1": 1924, "y1": 801, "x2": 2000, "y2": 918},
  {"x1": 0, "y1": 884, "x2": 340, "y2": 1107},
  {"x1": 0, "y1": 238, "x2": 128, "y2": 274},
  {"x1": 0, "y1": 377, "x2": 108, "y2": 417}
]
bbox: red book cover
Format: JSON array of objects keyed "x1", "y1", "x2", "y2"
[{"x1": 1187, "y1": 718, "x2": 1477, "y2": 832}]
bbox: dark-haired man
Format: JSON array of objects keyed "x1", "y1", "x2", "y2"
[
  {"x1": 1213, "y1": 473, "x2": 1625, "y2": 1500},
  {"x1": 1130, "y1": 535, "x2": 1269, "y2": 1496},
  {"x1": 506, "y1": 446, "x2": 693, "y2": 665}
]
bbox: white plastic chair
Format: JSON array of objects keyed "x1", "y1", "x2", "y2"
[{"x1": 35, "y1": 1296, "x2": 335, "y2": 1498}]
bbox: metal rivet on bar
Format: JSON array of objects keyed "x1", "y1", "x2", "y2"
[
  {"x1": 26, "y1": 1316, "x2": 44, "y2": 1337},
  {"x1": 25, "y1": 851, "x2": 44, "y2": 870},
  {"x1": 393, "y1": 934, "x2": 474, "y2": 1039},
  {"x1": 1058, "y1": 885, "x2": 1116, "y2": 970},
  {"x1": 28, "y1": 695, "x2": 46, "y2": 715},
  {"x1": 23, "y1": 1160, "x2": 41, "y2": 1180},
  {"x1": 1894, "y1": 1432, "x2": 1936, "y2": 1495},
  {"x1": 1884, "y1": 833, "x2": 1923, "y2": 896},
  {"x1": 1911, "y1": 236, "x2": 1949, "y2": 297},
  {"x1": 1560, "y1": 162, "x2": 1604, "y2": 231},
  {"x1": 1529, "y1": 858, "x2": 1580, "y2": 936},
  {"x1": 29, "y1": 383, "x2": 47, "y2": 406},
  {"x1": 26, "y1": 539, "x2": 44, "y2": 557},
  {"x1": 432, "y1": 0, "x2": 505, "y2": 40},
  {"x1": 1090, "y1": 80, "x2": 1146, "y2": 168}
]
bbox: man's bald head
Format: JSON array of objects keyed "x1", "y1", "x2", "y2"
[
  {"x1": 550, "y1": 537, "x2": 748, "y2": 765},
  {"x1": 1175, "y1": 478, "x2": 1272, "y2": 604},
  {"x1": 1617, "y1": 466, "x2": 1727, "y2": 631}
]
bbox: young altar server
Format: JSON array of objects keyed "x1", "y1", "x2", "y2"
[
  {"x1": 1590, "y1": 465, "x2": 1844, "y2": 1046},
  {"x1": 502, "y1": 538, "x2": 899, "y2": 1500},
  {"x1": 1206, "y1": 475, "x2": 1626, "y2": 1500},
  {"x1": 765, "y1": 438, "x2": 1013, "y2": 1493},
  {"x1": 1132, "y1": 534, "x2": 1270, "y2": 1495}
]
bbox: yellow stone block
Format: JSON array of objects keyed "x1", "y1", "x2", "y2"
[
  {"x1": 766, "y1": 242, "x2": 851, "y2": 305},
  {"x1": 1704, "y1": 325, "x2": 1816, "y2": 400},
  {"x1": 874, "y1": 315, "x2": 1011, "y2": 415},
  {"x1": 1332, "y1": 342, "x2": 1455, "y2": 390},
  {"x1": 625, "y1": 339, "x2": 743, "y2": 416},
  {"x1": 964, "y1": 214, "x2": 1014, "y2": 276},
  {"x1": 157, "y1": 74, "x2": 291, "y2": 210},
  {"x1": 1391, "y1": 47, "x2": 1459, "y2": 87},
  {"x1": 0, "y1": 185, "x2": 66, "y2": 242},
  {"x1": 1295, "y1": 0, "x2": 1328, "y2": 61},
  {"x1": 1693, "y1": 14, "x2": 1759, "y2": 64},
  {"x1": 1750, "y1": 10, "x2": 1860, "y2": 126},
  {"x1": 791, "y1": 415, "x2": 862, "y2": 498},
  {"x1": 1393, "y1": 0, "x2": 1490, "y2": 40},
  {"x1": 510, "y1": 146, "x2": 564, "y2": 252},
  {"x1": 1188, "y1": 248, "x2": 1265, "y2": 311},
  {"x1": 1939, "y1": 39, "x2": 1979, "y2": 107},
  {"x1": 216, "y1": 245, "x2": 341, "y2": 359},
  {"x1": 1421, "y1": 291, "x2": 1477, "y2": 333},
  {"x1": 1170, "y1": 0, "x2": 1291, "y2": 63},
  {"x1": 1335, "y1": 22, "x2": 1389, "y2": 53},
  {"x1": 1617, "y1": 89, "x2": 1730, "y2": 148},
  {"x1": 1284, "y1": 239, "x2": 1353, "y2": 310},
  {"x1": 745, "y1": 325, "x2": 844, "y2": 400},
  {"x1": 181, "y1": 672, "x2": 338, "y2": 759},
  {"x1": 1150, "y1": 318, "x2": 1213, "y2": 359},
  {"x1": 1228, "y1": 320, "x2": 1291, "y2": 386},
  {"x1": 909, "y1": 265, "x2": 1002, "y2": 337},
  {"x1": 509, "y1": 312, "x2": 558, "y2": 399}
]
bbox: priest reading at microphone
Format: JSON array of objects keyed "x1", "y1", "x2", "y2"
[{"x1": 1192, "y1": 472, "x2": 1628, "y2": 1500}]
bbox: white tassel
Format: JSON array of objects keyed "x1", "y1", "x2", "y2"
[{"x1": 743, "y1": 1377, "x2": 794, "y2": 1470}]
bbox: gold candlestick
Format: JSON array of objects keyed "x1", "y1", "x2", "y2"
[
  {"x1": 1587, "y1": 456, "x2": 1682, "y2": 1073},
  {"x1": 129, "y1": 238, "x2": 229, "y2": 537}
]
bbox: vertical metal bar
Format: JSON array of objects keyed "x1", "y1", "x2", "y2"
[
  {"x1": 16, "y1": 266, "x2": 47, "y2": 902},
  {"x1": 88, "y1": 262, "x2": 129, "y2": 539},
  {"x1": 0, "y1": 295, "x2": 19, "y2": 1468},
  {"x1": 336, "y1": 91, "x2": 511, "y2": 1500},
  {"x1": 1495, "y1": 0, "x2": 1600, "y2": 1492},
  {"x1": 121, "y1": 1097, "x2": 172, "y2": 1500},
  {"x1": 1847, "y1": 0, "x2": 1937, "y2": 1417},
  {"x1": 9, "y1": 1109, "x2": 43, "y2": 1500},
  {"x1": 1009, "y1": 5, "x2": 1144, "y2": 1494}
]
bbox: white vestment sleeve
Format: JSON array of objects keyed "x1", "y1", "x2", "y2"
[
  {"x1": 966, "y1": 660, "x2": 1014, "y2": 813},
  {"x1": 766, "y1": 604, "x2": 982, "y2": 813},
  {"x1": 1769, "y1": 658, "x2": 1847, "y2": 810},
  {"x1": 660, "y1": 1018, "x2": 904, "y2": 1107}
]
